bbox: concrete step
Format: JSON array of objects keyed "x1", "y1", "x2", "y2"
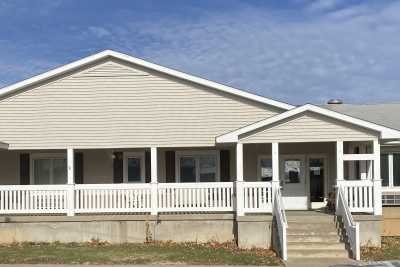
[
  {"x1": 287, "y1": 241, "x2": 345, "y2": 250},
  {"x1": 286, "y1": 215, "x2": 334, "y2": 223},
  {"x1": 287, "y1": 234, "x2": 341, "y2": 243},
  {"x1": 285, "y1": 257, "x2": 355, "y2": 267},
  {"x1": 288, "y1": 248, "x2": 349, "y2": 258},
  {"x1": 288, "y1": 222, "x2": 337, "y2": 231},
  {"x1": 287, "y1": 227, "x2": 338, "y2": 236}
]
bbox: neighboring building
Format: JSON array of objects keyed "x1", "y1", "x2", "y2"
[{"x1": 0, "y1": 50, "x2": 398, "y2": 261}]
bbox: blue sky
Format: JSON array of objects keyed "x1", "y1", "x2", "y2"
[{"x1": 0, "y1": 0, "x2": 399, "y2": 105}]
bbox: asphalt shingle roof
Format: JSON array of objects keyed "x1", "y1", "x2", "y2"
[{"x1": 324, "y1": 103, "x2": 400, "y2": 131}]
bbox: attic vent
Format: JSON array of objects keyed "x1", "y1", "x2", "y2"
[{"x1": 327, "y1": 99, "x2": 343, "y2": 105}]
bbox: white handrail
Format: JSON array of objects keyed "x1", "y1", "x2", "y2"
[
  {"x1": 273, "y1": 187, "x2": 287, "y2": 261},
  {"x1": 336, "y1": 187, "x2": 360, "y2": 260}
]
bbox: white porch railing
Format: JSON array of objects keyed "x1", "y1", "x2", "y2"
[
  {"x1": 336, "y1": 187, "x2": 360, "y2": 260},
  {"x1": 243, "y1": 182, "x2": 273, "y2": 213},
  {"x1": 0, "y1": 185, "x2": 69, "y2": 214},
  {"x1": 273, "y1": 187, "x2": 287, "y2": 261},
  {"x1": 340, "y1": 180, "x2": 374, "y2": 213},
  {"x1": 0, "y1": 182, "x2": 273, "y2": 215},
  {"x1": 157, "y1": 182, "x2": 234, "y2": 212},
  {"x1": 74, "y1": 184, "x2": 152, "y2": 213}
]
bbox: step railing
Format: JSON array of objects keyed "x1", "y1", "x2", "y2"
[
  {"x1": 340, "y1": 180, "x2": 374, "y2": 213},
  {"x1": 272, "y1": 186, "x2": 287, "y2": 261},
  {"x1": 336, "y1": 186, "x2": 360, "y2": 260}
]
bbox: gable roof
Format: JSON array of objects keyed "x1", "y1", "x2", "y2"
[
  {"x1": 324, "y1": 103, "x2": 400, "y2": 131},
  {"x1": 216, "y1": 104, "x2": 400, "y2": 143},
  {"x1": 0, "y1": 50, "x2": 294, "y2": 111}
]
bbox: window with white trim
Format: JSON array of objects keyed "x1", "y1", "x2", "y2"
[
  {"x1": 258, "y1": 156, "x2": 272, "y2": 182},
  {"x1": 31, "y1": 154, "x2": 67, "y2": 185},
  {"x1": 381, "y1": 153, "x2": 400, "y2": 187},
  {"x1": 176, "y1": 151, "x2": 219, "y2": 182},
  {"x1": 123, "y1": 152, "x2": 145, "y2": 183}
]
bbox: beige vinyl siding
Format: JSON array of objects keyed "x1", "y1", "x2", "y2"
[
  {"x1": 240, "y1": 112, "x2": 378, "y2": 143},
  {"x1": 243, "y1": 142, "x2": 337, "y2": 197},
  {"x1": 0, "y1": 60, "x2": 280, "y2": 149}
]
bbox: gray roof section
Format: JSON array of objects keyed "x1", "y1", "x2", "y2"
[
  {"x1": 0, "y1": 142, "x2": 8, "y2": 149},
  {"x1": 324, "y1": 103, "x2": 400, "y2": 131}
]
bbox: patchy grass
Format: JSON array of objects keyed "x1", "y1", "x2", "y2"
[
  {"x1": 362, "y1": 237, "x2": 400, "y2": 261},
  {"x1": 0, "y1": 240, "x2": 281, "y2": 265}
]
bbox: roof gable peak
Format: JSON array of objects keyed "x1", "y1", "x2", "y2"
[{"x1": 0, "y1": 49, "x2": 294, "y2": 110}]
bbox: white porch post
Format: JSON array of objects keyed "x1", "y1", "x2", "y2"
[
  {"x1": 373, "y1": 139, "x2": 382, "y2": 216},
  {"x1": 236, "y1": 143, "x2": 244, "y2": 216},
  {"x1": 272, "y1": 142, "x2": 280, "y2": 196},
  {"x1": 150, "y1": 147, "x2": 158, "y2": 215},
  {"x1": 360, "y1": 145, "x2": 367, "y2": 180},
  {"x1": 336, "y1": 141, "x2": 344, "y2": 186},
  {"x1": 67, "y1": 148, "x2": 75, "y2": 216}
]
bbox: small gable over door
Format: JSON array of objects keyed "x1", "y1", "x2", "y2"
[{"x1": 240, "y1": 111, "x2": 378, "y2": 143}]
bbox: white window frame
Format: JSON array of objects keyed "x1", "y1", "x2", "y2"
[
  {"x1": 30, "y1": 153, "x2": 67, "y2": 185},
  {"x1": 257, "y1": 155, "x2": 272, "y2": 181},
  {"x1": 175, "y1": 150, "x2": 220, "y2": 183},
  {"x1": 123, "y1": 152, "x2": 145, "y2": 183},
  {"x1": 382, "y1": 152, "x2": 400, "y2": 188}
]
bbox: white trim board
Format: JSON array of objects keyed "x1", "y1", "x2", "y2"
[
  {"x1": 216, "y1": 104, "x2": 400, "y2": 142},
  {"x1": 0, "y1": 50, "x2": 294, "y2": 111}
]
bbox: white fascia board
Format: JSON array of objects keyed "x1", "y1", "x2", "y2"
[
  {"x1": 0, "y1": 142, "x2": 9, "y2": 150},
  {"x1": 216, "y1": 104, "x2": 400, "y2": 143},
  {"x1": 0, "y1": 50, "x2": 294, "y2": 111}
]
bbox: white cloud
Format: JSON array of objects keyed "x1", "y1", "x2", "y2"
[
  {"x1": 89, "y1": 1, "x2": 400, "y2": 104},
  {"x1": 306, "y1": 0, "x2": 344, "y2": 12},
  {"x1": 2, "y1": 1, "x2": 400, "y2": 105},
  {"x1": 88, "y1": 26, "x2": 111, "y2": 38}
]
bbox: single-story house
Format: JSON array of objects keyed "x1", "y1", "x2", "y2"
[{"x1": 0, "y1": 50, "x2": 399, "y2": 261}]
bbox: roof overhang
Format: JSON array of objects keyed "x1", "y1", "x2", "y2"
[
  {"x1": 0, "y1": 142, "x2": 9, "y2": 150},
  {"x1": 0, "y1": 50, "x2": 294, "y2": 111},
  {"x1": 216, "y1": 104, "x2": 400, "y2": 143}
]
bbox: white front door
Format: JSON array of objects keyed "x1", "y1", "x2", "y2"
[{"x1": 280, "y1": 155, "x2": 308, "y2": 210}]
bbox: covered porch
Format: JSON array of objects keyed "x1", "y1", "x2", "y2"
[{"x1": 0, "y1": 139, "x2": 381, "y2": 216}]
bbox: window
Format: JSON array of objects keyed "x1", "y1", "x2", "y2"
[
  {"x1": 123, "y1": 152, "x2": 145, "y2": 183},
  {"x1": 381, "y1": 154, "x2": 389, "y2": 187},
  {"x1": 177, "y1": 151, "x2": 219, "y2": 182},
  {"x1": 381, "y1": 152, "x2": 400, "y2": 188},
  {"x1": 394, "y1": 154, "x2": 400, "y2": 186},
  {"x1": 283, "y1": 159, "x2": 301, "y2": 184},
  {"x1": 258, "y1": 157, "x2": 272, "y2": 182},
  {"x1": 31, "y1": 154, "x2": 67, "y2": 185}
]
